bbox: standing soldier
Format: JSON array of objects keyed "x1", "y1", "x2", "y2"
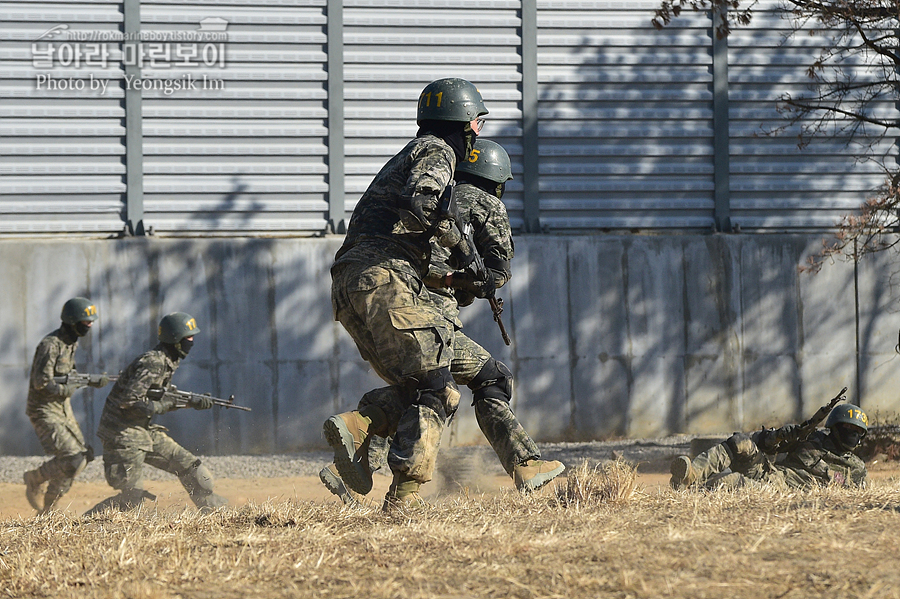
[
  {"x1": 320, "y1": 140, "x2": 564, "y2": 502},
  {"x1": 24, "y1": 297, "x2": 109, "y2": 513},
  {"x1": 87, "y1": 312, "x2": 227, "y2": 513},
  {"x1": 324, "y1": 78, "x2": 488, "y2": 509}
]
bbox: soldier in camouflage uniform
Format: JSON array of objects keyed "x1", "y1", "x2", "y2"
[
  {"x1": 24, "y1": 297, "x2": 110, "y2": 513},
  {"x1": 670, "y1": 403, "x2": 869, "y2": 490},
  {"x1": 320, "y1": 140, "x2": 564, "y2": 503},
  {"x1": 324, "y1": 78, "x2": 489, "y2": 509},
  {"x1": 87, "y1": 312, "x2": 227, "y2": 513}
]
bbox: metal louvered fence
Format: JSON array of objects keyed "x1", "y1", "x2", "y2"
[{"x1": 1, "y1": 0, "x2": 895, "y2": 236}]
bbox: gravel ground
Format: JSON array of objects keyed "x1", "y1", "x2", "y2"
[{"x1": 0, "y1": 436, "x2": 703, "y2": 484}]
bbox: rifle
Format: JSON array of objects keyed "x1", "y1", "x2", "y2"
[
  {"x1": 758, "y1": 386, "x2": 847, "y2": 454},
  {"x1": 463, "y1": 222, "x2": 511, "y2": 346},
  {"x1": 146, "y1": 385, "x2": 252, "y2": 412},
  {"x1": 53, "y1": 372, "x2": 117, "y2": 388}
]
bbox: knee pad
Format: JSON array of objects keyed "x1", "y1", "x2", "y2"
[
  {"x1": 178, "y1": 460, "x2": 216, "y2": 497},
  {"x1": 410, "y1": 367, "x2": 459, "y2": 421},
  {"x1": 469, "y1": 359, "x2": 513, "y2": 405},
  {"x1": 725, "y1": 432, "x2": 761, "y2": 470}
]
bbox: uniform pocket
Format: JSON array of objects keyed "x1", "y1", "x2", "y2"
[
  {"x1": 388, "y1": 306, "x2": 446, "y2": 331},
  {"x1": 347, "y1": 266, "x2": 392, "y2": 292}
]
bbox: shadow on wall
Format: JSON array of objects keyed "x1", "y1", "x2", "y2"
[
  {"x1": 0, "y1": 235, "x2": 367, "y2": 457},
  {"x1": 500, "y1": 11, "x2": 898, "y2": 440}
]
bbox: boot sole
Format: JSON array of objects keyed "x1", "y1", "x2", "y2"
[
  {"x1": 519, "y1": 463, "x2": 566, "y2": 492},
  {"x1": 670, "y1": 456, "x2": 692, "y2": 490},
  {"x1": 323, "y1": 416, "x2": 373, "y2": 495},
  {"x1": 319, "y1": 466, "x2": 356, "y2": 506}
]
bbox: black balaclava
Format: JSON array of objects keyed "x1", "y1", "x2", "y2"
[
  {"x1": 179, "y1": 337, "x2": 194, "y2": 357},
  {"x1": 60, "y1": 322, "x2": 81, "y2": 343},
  {"x1": 416, "y1": 119, "x2": 471, "y2": 163},
  {"x1": 456, "y1": 171, "x2": 505, "y2": 200},
  {"x1": 833, "y1": 423, "x2": 864, "y2": 451},
  {"x1": 74, "y1": 321, "x2": 92, "y2": 337}
]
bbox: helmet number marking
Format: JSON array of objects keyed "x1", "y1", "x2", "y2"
[
  {"x1": 467, "y1": 148, "x2": 480, "y2": 163},
  {"x1": 420, "y1": 91, "x2": 442, "y2": 108}
]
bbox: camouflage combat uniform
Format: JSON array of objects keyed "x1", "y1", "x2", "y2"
[
  {"x1": 686, "y1": 426, "x2": 867, "y2": 490},
  {"x1": 26, "y1": 326, "x2": 90, "y2": 508},
  {"x1": 332, "y1": 134, "x2": 463, "y2": 483},
  {"x1": 361, "y1": 181, "x2": 540, "y2": 476},
  {"x1": 93, "y1": 344, "x2": 222, "y2": 510}
]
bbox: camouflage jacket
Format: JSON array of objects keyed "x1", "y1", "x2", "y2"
[
  {"x1": 425, "y1": 182, "x2": 515, "y2": 320},
  {"x1": 777, "y1": 428, "x2": 867, "y2": 488},
  {"x1": 334, "y1": 134, "x2": 457, "y2": 278},
  {"x1": 97, "y1": 343, "x2": 180, "y2": 442},
  {"x1": 26, "y1": 327, "x2": 79, "y2": 420}
]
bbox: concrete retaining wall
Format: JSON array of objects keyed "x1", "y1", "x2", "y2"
[{"x1": 1, "y1": 234, "x2": 898, "y2": 456}]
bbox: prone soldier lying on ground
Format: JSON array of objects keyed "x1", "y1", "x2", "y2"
[{"x1": 670, "y1": 393, "x2": 869, "y2": 491}]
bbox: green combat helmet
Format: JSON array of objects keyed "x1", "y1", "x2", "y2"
[
  {"x1": 825, "y1": 403, "x2": 868, "y2": 450},
  {"x1": 61, "y1": 297, "x2": 98, "y2": 325},
  {"x1": 158, "y1": 312, "x2": 199, "y2": 343},
  {"x1": 417, "y1": 78, "x2": 488, "y2": 124},
  {"x1": 458, "y1": 139, "x2": 513, "y2": 183}
]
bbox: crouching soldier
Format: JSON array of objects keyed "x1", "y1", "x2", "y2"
[
  {"x1": 24, "y1": 297, "x2": 109, "y2": 513},
  {"x1": 670, "y1": 403, "x2": 868, "y2": 491},
  {"x1": 86, "y1": 312, "x2": 227, "y2": 514}
]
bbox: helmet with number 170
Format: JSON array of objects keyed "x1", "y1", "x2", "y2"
[
  {"x1": 457, "y1": 139, "x2": 513, "y2": 183},
  {"x1": 416, "y1": 78, "x2": 488, "y2": 124},
  {"x1": 825, "y1": 403, "x2": 868, "y2": 450}
]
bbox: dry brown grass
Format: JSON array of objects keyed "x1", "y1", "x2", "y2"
[{"x1": 3, "y1": 463, "x2": 900, "y2": 599}]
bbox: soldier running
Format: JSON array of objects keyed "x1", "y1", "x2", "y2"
[
  {"x1": 87, "y1": 312, "x2": 227, "y2": 513},
  {"x1": 320, "y1": 140, "x2": 564, "y2": 504},
  {"x1": 324, "y1": 78, "x2": 491, "y2": 509},
  {"x1": 24, "y1": 297, "x2": 110, "y2": 513}
]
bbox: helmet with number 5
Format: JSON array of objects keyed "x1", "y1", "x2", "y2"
[
  {"x1": 417, "y1": 78, "x2": 488, "y2": 124},
  {"x1": 457, "y1": 139, "x2": 513, "y2": 183}
]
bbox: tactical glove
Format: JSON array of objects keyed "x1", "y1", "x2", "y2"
[
  {"x1": 87, "y1": 373, "x2": 109, "y2": 388},
  {"x1": 402, "y1": 193, "x2": 439, "y2": 229},
  {"x1": 448, "y1": 270, "x2": 496, "y2": 299},
  {"x1": 189, "y1": 394, "x2": 214, "y2": 410}
]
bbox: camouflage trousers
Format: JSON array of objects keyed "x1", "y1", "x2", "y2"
[
  {"x1": 100, "y1": 425, "x2": 200, "y2": 493},
  {"x1": 691, "y1": 433, "x2": 786, "y2": 490},
  {"x1": 332, "y1": 261, "x2": 456, "y2": 483},
  {"x1": 361, "y1": 330, "x2": 540, "y2": 477},
  {"x1": 29, "y1": 406, "x2": 89, "y2": 499}
]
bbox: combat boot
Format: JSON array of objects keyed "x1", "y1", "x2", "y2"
[
  {"x1": 323, "y1": 407, "x2": 386, "y2": 495},
  {"x1": 319, "y1": 463, "x2": 359, "y2": 506},
  {"x1": 23, "y1": 469, "x2": 47, "y2": 512},
  {"x1": 382, "y1": 476, "x2": 427, "y2": 512},
  {"x1": 669, "y1": 455, "x2": 698, "y2": 490},
  {"x1": 513, "y1": 459, "x2": 565, "y2": 492}
]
